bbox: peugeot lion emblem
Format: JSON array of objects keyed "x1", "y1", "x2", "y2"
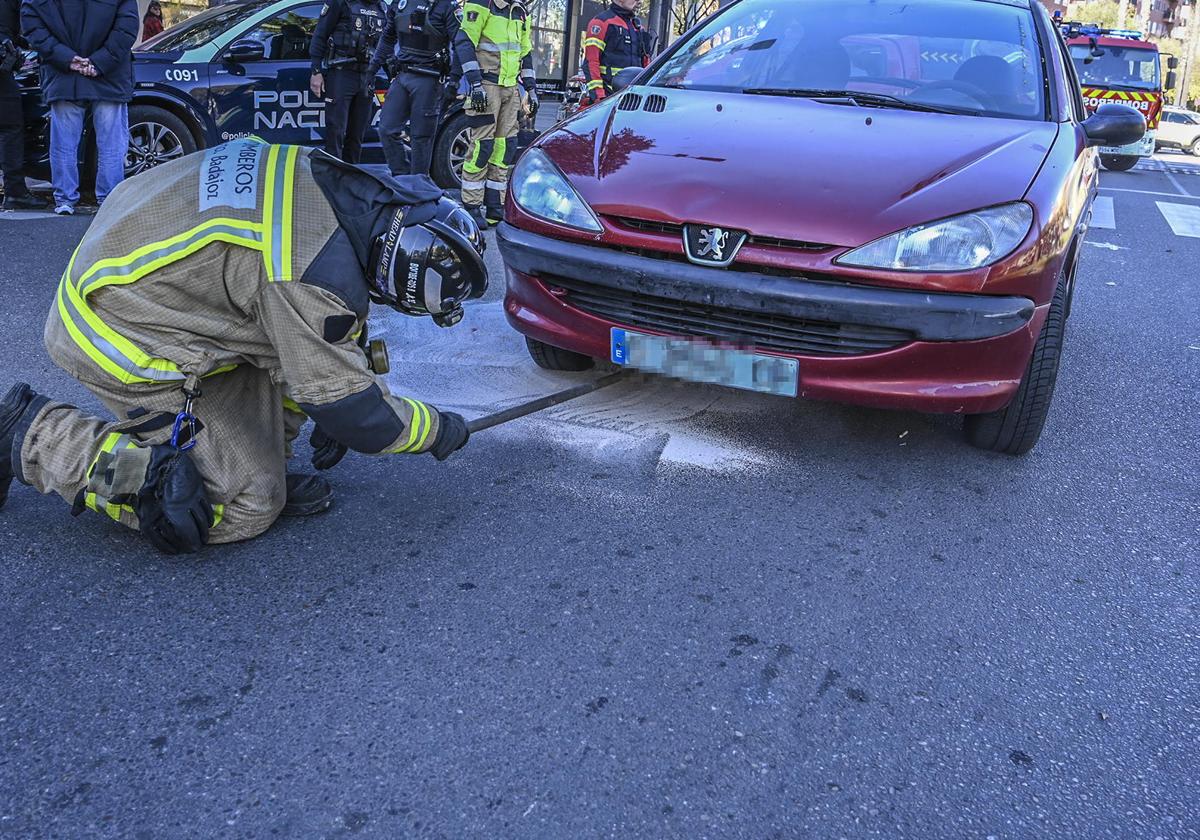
[{"x1": 683, "y1": 223, "x2": 747, "y2": 268}]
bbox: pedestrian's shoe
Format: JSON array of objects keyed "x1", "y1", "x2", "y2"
[
  {"x1": 484, "y1": 188, "x2": 505, "y2": 226},
  {"x1": 1, "y1": 193, "x2": 44, "y2": 212},
  {"x1": 53, "y1": 204, "x2": 75, "y2": 216},
  {"x1": 281, "y1": 473, "x2": 334, "y2": 517},
  {"x1": 0, "y1": 383, "x2": 42, "y2": 511},
  {"x1": 464, "y1": 203, "x2": 489, "y2": 229}
]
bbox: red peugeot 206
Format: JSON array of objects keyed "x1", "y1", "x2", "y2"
[{"x1": 498, "y1": 0, "x2": 1143, "y2": 454}]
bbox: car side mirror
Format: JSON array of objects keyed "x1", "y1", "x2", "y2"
[
  {"x1": 225, "y1": 39, "x2": 265, "y2": 62},
  {"x1": 1168, "y1": 55, "x2": 1180, "y2": 70},
  {"x1": 1082, "y1": 103, "x2": 1146, "y2": 148},
  {"x1": 611, "y1": 66, "x2": 642, "y2": 93},
  {"x1": 1166, "y1": 70, "x2": 1178, "y2": 91}
]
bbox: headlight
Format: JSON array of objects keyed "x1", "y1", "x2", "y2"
[
  {"x1": 837, "y1": 203, "x2": 1034, "y2": 272},
  {"x1": 510, "y1": 148, "x2": 602, "y2": 232}
]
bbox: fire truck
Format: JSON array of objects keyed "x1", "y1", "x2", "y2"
[{"x1": 1061, "y1": 22, "x2": 1178, "y2": 171}]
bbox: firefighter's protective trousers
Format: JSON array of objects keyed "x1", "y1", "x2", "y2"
[
  {"x1": 454, "y1": 0, "x2": 533, "y2": 208},
  {"x1": 461, "y1": 81, "x2": 520, "y2": 207},
  {"x1": 18, "y1": 141, "x2": 443, "y2": 543}
]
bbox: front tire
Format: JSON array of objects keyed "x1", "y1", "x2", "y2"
[
  {"x1": 125, "y1": 105, "x2": 197, "y2": 179},
  {"x1": 1189, "y1": 138, "x2": 1200, "y2": 157},
  {"x1": 525, "y1": 337, "x2": 594, "y2": 371},
  {"x1": 1100, "y1": 154, "x2": 1139, "y2": 172},
  {"x1": 964, "y1": 275, "x2": 1068, "y2": 456},
  {"x1": 432, "y1": 110, "x2": 471, "y2": 191}
]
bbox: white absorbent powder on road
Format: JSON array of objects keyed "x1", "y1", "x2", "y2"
[{"x1": 375, "y1": 301, "x2": 781, "y2": 475}]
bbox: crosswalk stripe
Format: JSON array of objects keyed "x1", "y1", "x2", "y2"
[
  {"x1": 1091, "y1": 196, "x2": 1116, "y2": 229},
  {"x1": 1156, "y1": 201, "x2": 1200, "y2": 238}
]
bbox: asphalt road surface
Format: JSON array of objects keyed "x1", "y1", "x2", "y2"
[{"x1": 0, "y1": 153, "x2": 1197, "y2": 840}]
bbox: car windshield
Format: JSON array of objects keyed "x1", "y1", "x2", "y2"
[
  {"x1": 646, "y1": 0, "x2": 1047, "y2": 120},
  {"x1": 1069, "y1": 43, "x2": 1160, "y2": 91},
  {"x1": 138, "y1": 2, "x2": 267, "y2": 52}
]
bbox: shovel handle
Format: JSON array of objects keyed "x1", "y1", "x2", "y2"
[{"x1": 466, "y1": 370, "x2": 630, "y2": 434}]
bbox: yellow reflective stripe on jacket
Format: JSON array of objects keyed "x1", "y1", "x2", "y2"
[
  {"x1": 57, "y1": 273, "x2": 186, "y2": 384},
  {"x1": 59, "y1": 144, "x2": 303, "y2": 384},
  {"x1": 389, "y1": 397, "x2": 433, "y2": 453},
  {"x1": 583, "y1": 37, "x2": 605, "y2": 50},
  {"x1": 262, "y1": 144, "x2": 300, "y2": 282},
  {"x1": 212, "y1": 503, "x2": 225, "y2": 527},
  {"x1": 586, "y1": 79, "x2": 604, "y2": 91}
]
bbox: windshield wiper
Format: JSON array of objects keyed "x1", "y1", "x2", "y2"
[{"x1": 740, "y1": 87, "x2": 970, "y2": 115}]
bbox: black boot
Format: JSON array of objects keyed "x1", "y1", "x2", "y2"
[
  {"x1": 464, "y1": 203, "x2": 489, "y2": 229},
  {"x1": 0, "y1": 383, "x2": 42, "y2": 511},
  {"x1": 281, "y1": 473, "x2": 334, "y2": 517},
  {"x1": 484, "y1": 187, "x2": 505, "y2": 226},
  {"x1": 2, "y1": 193, "x2": 45, "y2": 212}
]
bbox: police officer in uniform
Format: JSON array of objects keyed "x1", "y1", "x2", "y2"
[
  {"x1": 0, "y1": 0, "x2": 41, "y2": 210},
  {"x1": 310, "y1": 0, "x2": 386, "y2": 163},
  {"x1": 370, "y1": 0, "x2": 463, "y2": 178}
]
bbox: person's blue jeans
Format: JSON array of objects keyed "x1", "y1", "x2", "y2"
[{"x1": 50, "y1": 101, "x2": 128, "y2": 208}]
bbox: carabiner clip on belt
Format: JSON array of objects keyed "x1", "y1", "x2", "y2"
[{"x1": 170, "y1": 376, "x2": 203, "y2": 452}]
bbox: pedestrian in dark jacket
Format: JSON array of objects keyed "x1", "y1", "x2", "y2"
[
  {"x1": 21, "y1": 0, "x2": 139, "y2": 214},
  {"x1": 0, "y1": 0, "x2": 42, "y2": 210}
]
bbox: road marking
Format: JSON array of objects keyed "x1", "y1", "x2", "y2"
[
  {"x1": 1086, "y1": 241, "x2": 1127, "y2": 251},
  {"x1": 1164, "y1": 168, "x2": 1194, "y2": 198},
  {"x1": 1090, "y1": 196, "x2": 1116, "y2": 229},
  {"x1": 1100, "y1": 186, "x2": 1200, "y2": 200},
  {"x1": 1156, "y1": 202, "x2": 1200, "y2": 238}
]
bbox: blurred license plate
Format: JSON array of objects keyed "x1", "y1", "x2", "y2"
[{"x1": 610, "y1": 328, "x2": 798, "y2": 397}]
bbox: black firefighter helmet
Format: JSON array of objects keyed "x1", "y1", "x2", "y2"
[{"x1": 371, "y1": 198, "x2": 487, "y2": 327}]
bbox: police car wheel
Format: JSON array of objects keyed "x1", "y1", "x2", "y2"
[
  {"x1": 125, "y1": 106, "x2": 197, "y2": 178},
  {"x1": 432, "y1": 111, "x2": 472, "y2": 191},
  {"x1": 1189, "y1": 138, "x2": 1200, "y2": 157}
]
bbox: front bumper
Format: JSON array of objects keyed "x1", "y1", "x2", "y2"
[{"x1": 498, "y1": 223, "x2": 1047, "y2": 414}]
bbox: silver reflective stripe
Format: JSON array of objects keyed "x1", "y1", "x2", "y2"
[
  {"x1": 486, "y1": 180, "x2": 507, "y2": 190},
  {"x1": 461, "y1": 60, "x2": 481, "y2": 72},
  {"x1": 461, "y1": 179, "x2": 485, "y2": 189},
  {"x1": 78, "y1": 224, "x2": 263, "y2": 297},
  {"x1": 58, "y1": 281, "x2": 185, "y2": 382},
  {"x1": 479, "y1": 41, "x2": 520, "y2": 52},
  {"x1": 268, "y1": 148, "x2": 290, "y2": 281},
  {"x1": 520, "y1": 68, "x2": 535, "y2": 79}
]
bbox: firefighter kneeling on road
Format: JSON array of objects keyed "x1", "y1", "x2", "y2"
[
  {"x1": 582, "y1": 0, "x2": 653, "y2": 106},
  {"x1": 0, "y1": 140, "x2": 487, "y2": 554}
]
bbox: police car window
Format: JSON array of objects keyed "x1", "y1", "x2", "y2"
[
  {"x1": 236, "y1": 4, "x2": 322, "y2": 60},
  {"x1": 139, "y1": 3, "x2": 266, "y2": 52},
  {"x1": 648, "y1": 0, "x2": 1047, "y2": 120}
]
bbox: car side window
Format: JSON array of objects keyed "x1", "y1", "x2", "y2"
[
  {"x1": 1054, "y1": 30, "x2": 1086, "y2": 122},
  {"x1": 236, "y1": 4, "x2": 323, "y2": 61}
]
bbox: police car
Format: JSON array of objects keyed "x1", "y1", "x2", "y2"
[{"x1": 19, "y1": 0, "x2": 478, "y2": 190}]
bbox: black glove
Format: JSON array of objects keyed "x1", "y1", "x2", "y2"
[
  {"x1": 136, "y1": 448, "x2": 213, "y2": 555},
  {"x1": 469, "y1": 83, "x2": 488, "y2": 112},
  {"x1": 524, "y1": 85, "x2": 539, "y2": 118},
  {"x1": 310, "y1": 426, "x2": 348, "y2": 471},
  {"x1": 429, "y1": 411, "x2": 469, "y2": 461}
]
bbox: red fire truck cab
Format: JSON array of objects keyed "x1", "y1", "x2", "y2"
[{"x1": 1063, "y1": 22, "x2": 1178, "y2": 171}]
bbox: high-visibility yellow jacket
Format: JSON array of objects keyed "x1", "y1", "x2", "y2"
[
  {"x1": 455, "y1": 0, "x2": 534, "y2": 89},
  {"x1": 45, "y1": 141, "x2": 446, "y2": 456}
]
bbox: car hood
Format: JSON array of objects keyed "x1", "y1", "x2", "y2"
[{"x1": 537, "y1": 88, "x2": 1058, "y2": 247}]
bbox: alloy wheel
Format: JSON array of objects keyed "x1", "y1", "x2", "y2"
[{"x1": 125, "y1": 121, "x2": 186, "y2": 177}]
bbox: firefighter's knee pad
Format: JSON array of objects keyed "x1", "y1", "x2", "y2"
[
  {"x1": 135, "y1": 446, "x2": 214, "y2": 555},
  {"x1": 468, "y1": 138, "x2": 495, "y2": 171}
]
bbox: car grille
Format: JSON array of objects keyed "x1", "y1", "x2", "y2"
[
  {"x1": 543, "y1": 276, "x2": 914, "y2": 357},
  {"x1": 613, "y1": 217, "x2": 832, "y2": 252}
]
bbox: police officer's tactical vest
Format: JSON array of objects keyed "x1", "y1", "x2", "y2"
[
  {"x1": 394, "y1": 0, "x2": 449, "y2": 56},
  {"x1": 327, "y1": 0, "x2": 385, "y2": 66}
]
